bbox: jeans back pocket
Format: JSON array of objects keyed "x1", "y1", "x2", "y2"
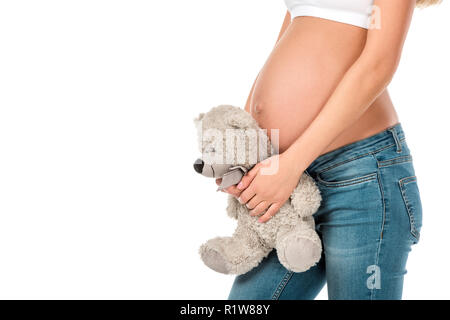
[{"x1": 399, "y1": 175, "x2": 423, "y2": 244}]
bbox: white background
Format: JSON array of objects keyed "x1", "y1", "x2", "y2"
[{"x1": 0, "y1": 0, "x2": 448, "y2": 299}]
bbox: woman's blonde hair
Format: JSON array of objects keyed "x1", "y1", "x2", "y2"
[{"x1": 416, "y1": 0, "x2": 442, "y2": 7}]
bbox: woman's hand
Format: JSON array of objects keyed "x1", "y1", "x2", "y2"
[
  {"x1": 215, "y1": 178, "x2": 243, "y2": 198},
  {"x1": 235, "y1": 153, "x2": 303, "y2": 223}
]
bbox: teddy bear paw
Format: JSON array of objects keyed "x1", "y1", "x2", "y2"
[
  {"x1": 277, "y1": 228, "x2": 322, "y2": 273},
  {"x1": 199, "y1": 240, "x2": 232, "y2": 274}
]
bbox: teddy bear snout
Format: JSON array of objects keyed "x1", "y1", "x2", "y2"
[{"x1": 193, "y1": 158, "x2": 204, "y2": 174}]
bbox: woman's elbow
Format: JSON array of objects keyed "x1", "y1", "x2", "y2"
[{"x1": 363, "y1": 53, "x2": 401, "y2": 88}]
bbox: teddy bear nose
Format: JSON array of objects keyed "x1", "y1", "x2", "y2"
[{"x1": 193, "y1": 159, "x2": 204, "y2": 174}]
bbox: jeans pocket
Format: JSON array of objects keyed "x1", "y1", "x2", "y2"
[
  {"x1": 399, "y1": 175, "x2": 423, "y2": 244},
  {"x1": 317, "y1": 172, "x2": 377, "y2": 188},
  {"x1": 377, "y1": 155, "x2": 413, "y2": 168},
  {"x1": 316, "y1": 154, "x2": 378, "y2": 188}
]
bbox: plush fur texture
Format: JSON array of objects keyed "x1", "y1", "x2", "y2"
[{"x1": 194, "y1": 105, "x2": 322, "y2": 275}]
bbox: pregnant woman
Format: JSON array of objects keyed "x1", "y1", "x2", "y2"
[{"x1": 217, "y1": 0, "x2": 439, "y2": 300}]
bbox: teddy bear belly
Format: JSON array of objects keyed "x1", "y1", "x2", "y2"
[{"x1": 237, "y1": 202, "x2": 300, "y2": 248}]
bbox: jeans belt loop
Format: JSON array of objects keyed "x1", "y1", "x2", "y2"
[{"x1": 388, "y1": 127, "x2": 402, "y2": 153}]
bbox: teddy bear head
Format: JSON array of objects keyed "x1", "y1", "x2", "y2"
[{"x1": 193, "y1": 105, "x2": 273, "y2": 190}]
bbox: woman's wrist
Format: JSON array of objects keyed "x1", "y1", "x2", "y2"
[{"x1": 280, "y1": 147, "x2": 306, "y2": 180}]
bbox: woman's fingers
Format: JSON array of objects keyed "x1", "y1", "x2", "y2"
[
  {"x1": 258, "y1": 203, "x2": 282, "y2": 223},
  {"x1": 225, "y1": 185, "x2": 242, "y2": 197},
  {"x1": 215, "y1": 178, "x2": 242, "y2": 197},
  {"x1": 218, "y1": 168, "x2": 281, "y2": 221},
  {"x1": 249, "y1": 201, "x2": 270, "y2": 217},
  {"x1": 238, "y1": 186, "x2": 256, "y2": 205},
  {"x1": 245, "y1": 195, "x2": 263, "y2": 210}
]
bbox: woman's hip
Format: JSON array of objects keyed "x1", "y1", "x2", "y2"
[{"x1": 306, "y1": 122, "x2": 423, "y2": 245}]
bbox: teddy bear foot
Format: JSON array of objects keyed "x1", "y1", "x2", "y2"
[
  {"x1": 199, "y1": 236, "x2": 270, "y2": 275},
  {"x1": 199, "y1": 237, "x2": 236, "y2": 274},
  {"x1": 277, "y1": 227, "x2": 322, "y2": 273},
  {"x1": 199, "y1": 242, "x2": 231, "y2": 274}
]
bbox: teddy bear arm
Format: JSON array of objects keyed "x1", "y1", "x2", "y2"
[
  {"x1": 226, "y1": 195, "x2": 240, "y2": 219},
  {"x1": 290, "y1": 173, "x2": 322, "y2": 218}
]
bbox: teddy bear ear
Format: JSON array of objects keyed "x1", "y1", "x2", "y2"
[
  {"x1": 226, "y1": 109, "x2": 253, "y2": 129},
  {"x1": 193, "y1": 113, "x2": 205, "y2": 128}
]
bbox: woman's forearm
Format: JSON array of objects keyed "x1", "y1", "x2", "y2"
[{"x1": 284, "y1": 55, "x2": 396, "y2": 176}]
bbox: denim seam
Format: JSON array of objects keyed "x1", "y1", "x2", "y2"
[
  {"x1": 374, "y1": 157, "x2": 387, "y2": 241},
  {"x1": 371, "y1": 157, "x2": 386, "y2": 300},
  {"x1": 379, "y1": 160, "x2": 412, "y2": 168},
  {"x1": 399, "y1": 176, "x2": 417, "y2": 185},
  {"x1": 316, "y1": 172, "x2": 377, "y2": 188},
  {"x1": 271, "y1": 270, "x2": 294, "y2": 300},
  {"x1": 378, "y1": 155, "x2": 413, "y2": 168},
  {"x1": 316, "y1": 138, "x2": 406, "y2": 174},
  {"x1": 399, "y1": 176, "x2": 420, "y2": 240}
]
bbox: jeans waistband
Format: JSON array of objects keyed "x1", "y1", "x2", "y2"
[{"x1": 306, "y1": 122, "x2": 405, "y2": 175}]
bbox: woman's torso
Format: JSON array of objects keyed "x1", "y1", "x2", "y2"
[{"x1": 249, "y1": 15, "x2": 399, "y2": 154}]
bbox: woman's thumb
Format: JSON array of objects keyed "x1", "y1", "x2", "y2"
[{"x1": 237, "y1": 165, "x2": 259, "y2": 190}]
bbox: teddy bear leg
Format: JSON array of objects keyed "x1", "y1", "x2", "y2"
[
  {"x1": 276, "y1": 219, "x2": 322, "y2": 273},
  {"x1": 199, "y1": 227, "x2": 271, "y2": 275}
]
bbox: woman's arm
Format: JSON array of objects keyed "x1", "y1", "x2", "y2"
[
  {"x1": 237, "y1": 0, "x2": 416, "y2": 222},
  {"x1": 244, "y1": 10, "x2": 291, "y2": 113},
  {"x1": 285, "y1": 0, "x2": 415, "y2": 175}
]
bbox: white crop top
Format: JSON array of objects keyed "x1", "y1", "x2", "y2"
[{"x1": 284, "y1": 0, "x2": 374, "y2": 29}]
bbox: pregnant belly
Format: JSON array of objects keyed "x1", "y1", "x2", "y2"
[{"x1": 249, "y1": 16, "x2": 397, "y2": 154}]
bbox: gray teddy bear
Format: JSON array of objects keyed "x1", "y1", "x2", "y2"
[{"x1": 193, "y1": 105, "x2": 322, "y2": 275}]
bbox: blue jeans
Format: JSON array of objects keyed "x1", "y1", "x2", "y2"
[{"x1": 228, "y1": 123, "x2": 423, "y2": 300}]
